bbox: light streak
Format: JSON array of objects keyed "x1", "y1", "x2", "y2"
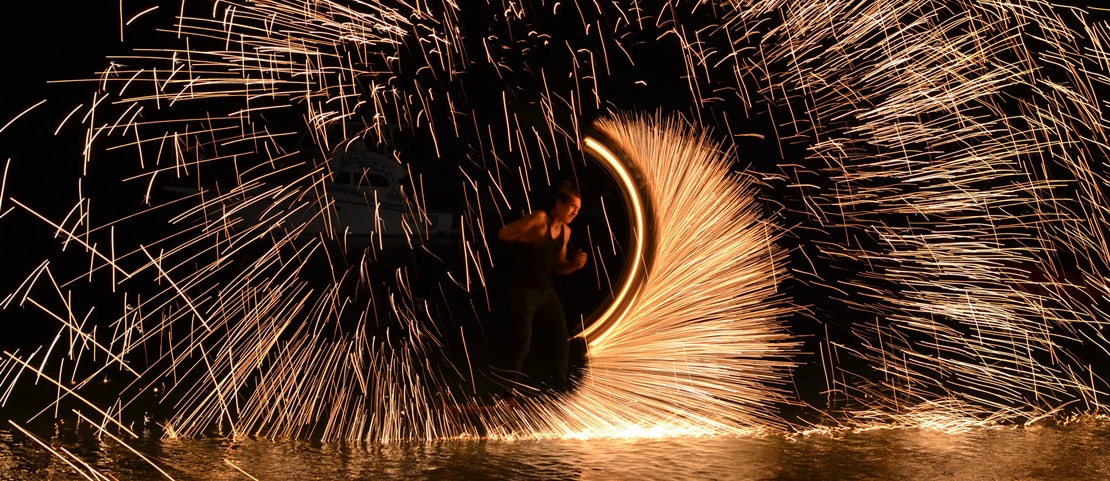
[
  {"x1": 0, "y1": 99, "x2": 47, "y2": 135},
  {"x1": 223, "y1": 459, "x2": 261, "y2": 481},
  {"x1": 576, "y1": 133, "x2": 652, "y2": 348},
  {"x1": 0, "y1": 158, "x2": 8, "y2": 215}
]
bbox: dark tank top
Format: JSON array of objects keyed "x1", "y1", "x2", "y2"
[{"x1": 510, "y1": 220, "x2": 565, "y2": 290}]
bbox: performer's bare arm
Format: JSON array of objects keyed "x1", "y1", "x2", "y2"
[{"x1": 499, "y1": 211, "x2": 548, "y2": 243}]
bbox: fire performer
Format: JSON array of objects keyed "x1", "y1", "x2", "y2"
[{"x1": 496, "y1": 180, "x2": 589, "y2": 403}]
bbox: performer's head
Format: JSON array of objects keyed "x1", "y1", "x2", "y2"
[{"x1": 551, "y1": 180, "x2": 582, "y2": 224}]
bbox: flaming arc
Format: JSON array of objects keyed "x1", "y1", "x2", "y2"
[{"x1": 556, "y1": 113, "x2": 799, "y2": 437}]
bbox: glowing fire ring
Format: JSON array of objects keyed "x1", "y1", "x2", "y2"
[{"x1": 577, "y1": 126, "x2": 656, "y2": 349}]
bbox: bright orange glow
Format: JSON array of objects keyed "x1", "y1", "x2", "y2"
[{"x1": 578, "y1": 135, "x2": 650, "y2": 348}]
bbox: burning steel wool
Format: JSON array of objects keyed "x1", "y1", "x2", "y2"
[{"x1": 0, "y1": 1, "x2": 1109, "y2": 476}]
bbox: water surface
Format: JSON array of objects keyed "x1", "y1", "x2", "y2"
[{"x1": 1, "y1": 420, "x2": 1107, "y2": 480}]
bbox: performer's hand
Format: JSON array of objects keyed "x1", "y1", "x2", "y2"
[{"x1": 572, "y1": 249, "x2": 588, "y2": 269}]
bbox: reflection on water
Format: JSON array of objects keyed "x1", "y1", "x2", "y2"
[{"x1": 1, "y1": 420, "x2": 1107, "y2": 480}]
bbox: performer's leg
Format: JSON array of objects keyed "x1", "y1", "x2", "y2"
[
  {"x1": 535, "y1": 289, "x2": 570, "y2": 392},
  {"x1": 500, "y1": 288, "x2": 540, "y2": 393}
]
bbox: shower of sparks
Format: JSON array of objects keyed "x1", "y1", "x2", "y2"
[
  {"x1": 0, "y1": 0, "x2": 1109, "y2": 475},
  {"x1": 717, "y1": 0, "x2": 1110, "y2": 424},
  {"x1": 525, "y1": 113, "x2": 800, "y2": 438}
]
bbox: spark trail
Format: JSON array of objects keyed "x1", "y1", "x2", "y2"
[
  {"x1": 0, "y1": 1, "x2": 1108, "y2": 473},
  {"x1": 712, "y1": 0, "x2": 1110, "y2": 423}
]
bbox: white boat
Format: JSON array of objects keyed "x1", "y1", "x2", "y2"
[
  {"x1": 322, "y1": 138, "x2": 457, "y2": 247},
  {"x1": 165, "y1": 135, "x2": 458, "y2": 250}
]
